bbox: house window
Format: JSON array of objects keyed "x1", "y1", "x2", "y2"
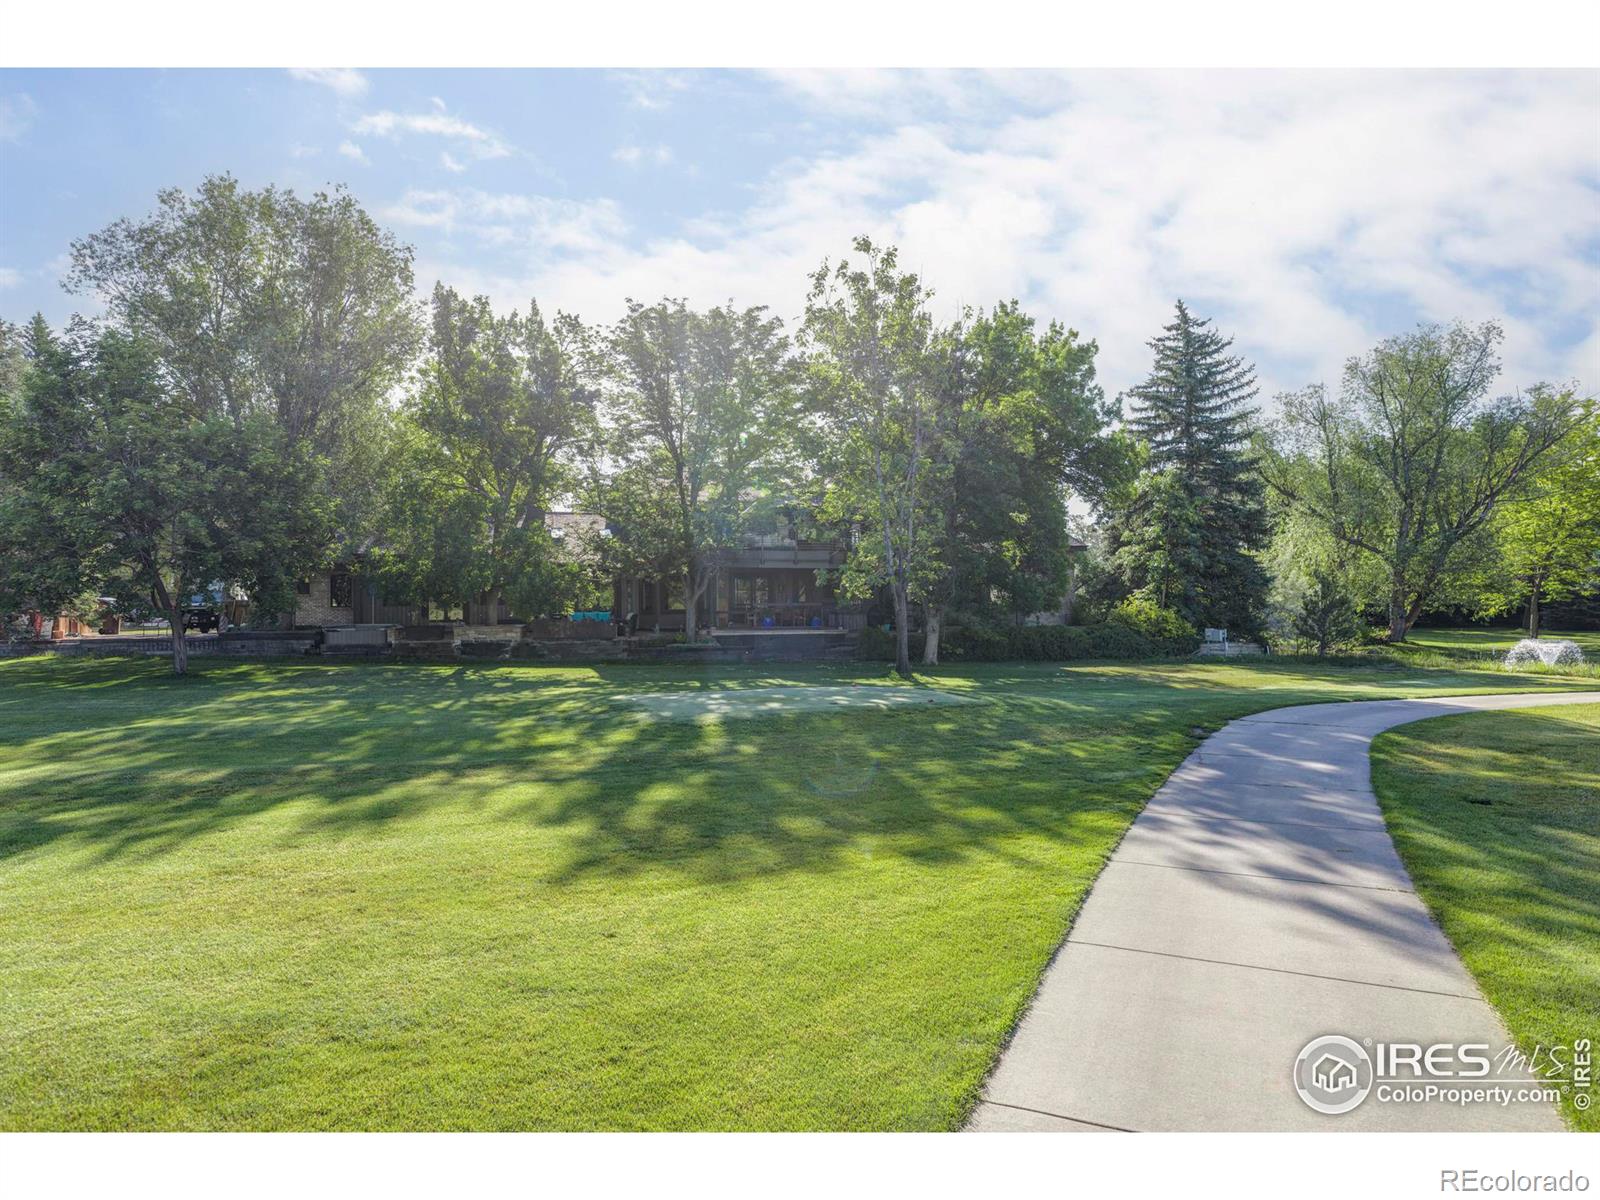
[
  {"x1": 732, "y1": 574, "x2": 770, "y2": 609},
  {"x1": 295, "y1": 579, "x2": 311, "y2": 596},
  {"x1": 329, "y1": 571, "x2": 352, "y2": 608}
]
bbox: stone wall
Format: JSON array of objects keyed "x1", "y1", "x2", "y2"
[
  {"x1": 3, "y1": 631, "x2": 319, "y2": 659},
  {"x1": 523, "y1": 618, "x2": 619, "y2": 641},
  {"x1": 1194, "y1": 640, "x2": 1266, "y2": 657},
  {"x1": 4, "y1": 625, "x2": 857, "y2": 665}
]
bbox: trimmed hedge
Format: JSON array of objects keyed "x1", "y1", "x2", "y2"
[{"x1": 856, "y1": 621, "x2": 1200, "y2": 663}]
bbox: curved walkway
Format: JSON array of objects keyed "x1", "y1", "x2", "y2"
[{"x1": 968, "y1": 691, "x2": 1600, "y2": 1132}]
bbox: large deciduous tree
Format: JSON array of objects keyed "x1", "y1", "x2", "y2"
[
  {"x1": 0, "y1": 323, "x2": 328, "y2": 673},
  {"x1": 64, "y1": 174, "x2": 420, "y2": 554},
  {"x1": 1262, "y1": 322, "x2": 1582, "y2": 642},
  {"x1": 372, "y1": 285, "x2": 598, "y2": 622},
  {"x1": 602, "y1": 298, "x2": 797, "y2": 642},
  {"x1": 916, "y1": 302, "x2": 1121, "y2": 663},
  {"x1": 1106, "y1": 301, "x2": 1270, "y2": 635},
  {"x1": 803, "y1": 238, "x2": 937, "y2": 678},
  {"x1": 1474, "y1": 400, "x2": 1600, "y2": 637}
]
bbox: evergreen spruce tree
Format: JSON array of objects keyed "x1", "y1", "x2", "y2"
[
  {"x1": 1293, "y1": 568, "x2": 1363, "y2": 655},
  {"x1": 1109, "y1": 301, "x2": 1270, "y2": 633}
]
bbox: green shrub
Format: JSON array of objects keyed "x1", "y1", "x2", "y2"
[
  {"x1": 943, "y1": 623, "x2": 1009, "y2": 661},
  {"x1": 1290, "y1": 570, "x2": 1364, "y2": 655},
  {"x1": 1106, "y1": 597, "x2": 1196, "y2": 642},
  {"x1": 855, "y1": 618, "x2": 1198, "y2": 663},
  {"x1": 854, "y1": 625, "x2": 925, "y2": 661}
]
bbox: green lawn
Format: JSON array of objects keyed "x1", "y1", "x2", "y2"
[
  {"x1": 1372, "y1": 704, "x2": 1600, "y2": 1133},
  {"x1": 1404, "y1": 626, "x2": 1600, "y2": 656},
  {"x1": 1382, "y1": 628, "x2": 1600, "y2": 683},
  {"x1": 0, "y1": 653, "x2": 1589, "y2": 1131}
]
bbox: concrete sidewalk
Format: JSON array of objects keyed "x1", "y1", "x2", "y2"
[{"x1": 968, "y1": 691, "x2": 1600, "y2": 1132}]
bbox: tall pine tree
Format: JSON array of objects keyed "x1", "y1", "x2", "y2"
[{"x1": 1108, "y1": 301, "x2": 1269, "y2": 634}]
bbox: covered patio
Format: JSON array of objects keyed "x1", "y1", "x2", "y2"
[
  {"x1": 722, "y1": 566, "x2": 843, "y2": 628},
  {"x1": 612, "y1": 536, "x2": 865, "y2": 633}
]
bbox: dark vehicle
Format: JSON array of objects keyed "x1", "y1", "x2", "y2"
[{"x1": 182, "y1": 607, "x2": 220, "y2": 633}]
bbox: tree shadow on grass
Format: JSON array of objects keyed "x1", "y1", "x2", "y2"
[
  {"x1": 0, "y1": 657, "x2": 1208, "y2": 884},
  {"x1": 1, "y1": 654, "x2": 1561, "y2": 889},
  {"x1": 1371, "y1": 711, "x2": 1600, "y2": 991}
]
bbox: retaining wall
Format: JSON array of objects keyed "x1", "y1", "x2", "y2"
[{"x1": 5, "y1": 626, "x2": 858, "y2": 665}]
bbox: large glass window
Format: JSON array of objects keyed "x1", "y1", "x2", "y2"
[{"x1": 732, "y1": 574, "x2": 770, "y2": 609}]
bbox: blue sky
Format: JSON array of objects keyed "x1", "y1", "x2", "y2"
[{"x1": 1, "y1": 68, "x2": 1596, "y2": 402}]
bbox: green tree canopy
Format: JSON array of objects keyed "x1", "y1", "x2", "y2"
[
  {"x1": 601, "y1": 298, "x2": 798, "y2": 641},
  {"x1": 1262, "y1": 321, "x2": 1583, "y2": 642},
  {"x1": 917, "y1": 302, "x2": 1122, "y2": 661},
  {"x1": 1106, "y1": 301, "x2": 1269, "y2": 635},
  {"x1": 0, "y1": 322, "x2": 329, "y2": 672},
  {"x1": 1474, "y1": 400, "x2": 1600, "y2": 636},
  {"x1": 803, "y1": 238, "x2": 938, "y2": 677},
  {"x1": 1107, "y1": 302, "x2": 1267, "y2": 640},
  {"x1": 371, "y1": 285, "x2": 599, "y2": 620},
  {"x1": 65, "y1": 174, "x2": 421, "y2": 550}
]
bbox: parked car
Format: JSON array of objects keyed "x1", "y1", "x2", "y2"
[{"x1": 182, "y1": 607, "x2": 220, "y2": 633}]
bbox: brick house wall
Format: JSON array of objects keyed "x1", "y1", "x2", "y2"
[{"x1": 292, "y1": 571, "x2": 354, "y2": 627}]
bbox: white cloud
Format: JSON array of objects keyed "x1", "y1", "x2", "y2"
[
  {"x1": 440, "y1": 152, "x2": 466, "y2": 173},
  {"x1": 337, "y1": 140, "x2": 370, "y2": 165},
  {"x1": 380, "y1": 189, "x2": 627, "y2": 257},
  {"x1": 613, "y1": 70, "x2": 694, "y2": 111},
  {"x1": 288, "y1": 68, "x2": 369, "y2": 98},
  {"x1": 0, "y1": 267, "x2": 22, "y2": 290},
  {"x1": 409, "y1": 71, "x2": 1597, "y2": 404},
  {"x1": 0, "y1": 93, "x2": 38, "y2": 141},
  {"x1": 352, "y1": 108, "x2": 511, "y2": 159},
  {"x1": 764, "y1": 68, "x2": 1060, "y2": 121},
  {"x1": 612, "y1": 144, "x2": 673, "y2": 167},
  {"x1": 288, "y1": 143, "x2": 320, "y2": 159}
]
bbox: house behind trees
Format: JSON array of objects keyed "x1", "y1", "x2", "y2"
[{"x1": 288, "y1": 512, "x2": 865, "y2": 632}]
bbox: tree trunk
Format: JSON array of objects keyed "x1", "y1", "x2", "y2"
[
  {"x1": 1061, "y1": 561, "x2": 1078, "y2": 625},
  {"x1": 484, "y1": 586, "x2": 503, "y2": 626},
  {"x1": 1386, "y1": 584, "x2": 1409, "y2": 644},
  {"x1": 922, "y1": 603, "x2": 942, "y2": 666},
  {"x1": 684, "y1": 566, "x2": 699, "y2": 643},
  {"x1": 892, "y1": 584, "x2": 912, "y2": 679},
  {"x1": 1527, "y1": 585, "x2": 1541, "y2": 639},
  {"x1": 169, "y1": 607, "x2": 189, "y2": 676}
]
